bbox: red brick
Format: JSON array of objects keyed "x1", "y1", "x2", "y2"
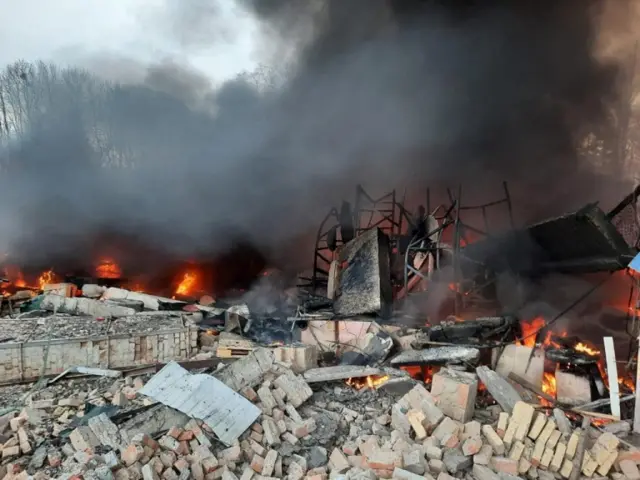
[
  {"x1": 251, "y1": 423, "x2": 263, "y2": 434},
  {"x1": 121, "y1": 445, "x2": 144, "y2": 467},
  {"x1": 167, "y1": 427, "x2": 183, "y2": 439},
  {"x1": 367, "y1": 451, "x2": 400, "y2": 470},
  {"x1": 618, "y1": 450, "x2": 640, "y2": 463},
  {"x1": 201, "y1": 457, "x2": 219, "y2": 473},
  {"x1": 251, "y1": 454, "x2": 265, "y2": 473},
  {"x1": 241, "y1": 387, "x2": 258, "y2": 402},
  {"x1": 441, "y1": 433, "x2": 460, "y2": 449},
  {"x1": 491, "y1": 457, "x2": 518, "y2": 476},
  {"x1": 178, "y1": 430, "x2": 195, "y2": 442}
]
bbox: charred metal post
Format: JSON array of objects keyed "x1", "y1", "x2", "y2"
[{"x1": 300, "y1": 207, "x2": 340, "y2": 293}]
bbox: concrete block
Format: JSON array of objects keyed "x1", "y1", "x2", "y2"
[
  {"x1": 328, "y1": 448, "x2": 349, "y2": 473},
  {"x1": 596, "y1": 449, "x2": 617, "y2": 477},
  {"x1": 620, "y1": 459, "x2": 640, "y2": 480},
  {"x1": 494, "y1": 345, "x2": 544, "y2": 390},
  {"x1": 432, "y1": 417, "x2": 461, "y2": 444},
  {"x1": 430, "y1": 368, "x2": 478, "y2": 423},
  {"x1": 559, "y1": 458, "x2": 573, "y2": 478},
  {"x1": 392, "y1": 468, "x2": 426, "y2": 480},
  {"x1": 273, "y1": 371, "x2": 313, "y2": 408},
  {"x1": 472, "y1": 464, "x2": 499, "y2": 480},
  {"x1": 473, "y1": 445, "x2": 493, "y2": 466},
  {"x1": 274, "y1": 344, "x2": 318, "y2": 373},
  {"x1": 462, "y1": 420, "x2": 481, "y2": 440},
  {"x1": 540, "y1": 447, "x2": 554, "y2": 469},
  {"x1": 462, "y1": 436, "x2": 483, "y2": 456},
  {"x1": 406, "y1": 409, "x2": 427, "y2": 440},
  {"x1": 518, "y1": 456, "x2": 531, "y2": 475},
  {"x1": 550, "y1": 443, "x2": 566, "y2": 472},
  {"x1": 402, "y1": 450, "x2": 424, "y2": 475},
  {"x1": 367, "y1": 450, "x2": 400, "y2": 470},
  {"x1": 496, "y1": 412, "x2": 509, "y2": 438},
  {"x1": 69, "y1": 426, "x2": 100, "y2": 452},
  {"x1": 442, "y1": 449, "x2": 472, "y2": 473},
  {"x1": 396, "y1": 383, "x2": 444, "y2": 429},
  {"x1": 528, "y1": 412, "x2": 547, "y2": 440},
  {"x1": 262, "y1": 450, "x2": 278, "y2": 477},
  {"x1": 333, "y1": 228, "x2": 392, "y2": 318},
  {"x1": 508, "y1": 440, "x2": 525, "y2": 461},
  {"x1": 555, "y1": 368, "x2": 591, "y2": 406},
  {"x1": 590, "y1": 432, "x2": 619, "y2": 464},
  {"x1": 491, "y1": 456, "x2": 518, "y2": 476},
  {"x1": 581, "y1": 451, "x2": 598, "y2": 477},
  {"x1": 481, "y1": 425, "x2": 505, "y2": 455},
  {"x1": 257, "y1": 387, "x2": 277, "y2": 415}
]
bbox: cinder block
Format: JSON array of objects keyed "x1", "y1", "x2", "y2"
[
  {"x1": 555, "y1": 368, "x2": 591, "y2": 406},
  {"x1": 430, "y1": 368, "x2": 478, "y2": 423}
]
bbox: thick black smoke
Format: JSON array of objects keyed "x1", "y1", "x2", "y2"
[{"x1": 0, "y1": 0, "x2": 635, "y2": 279}]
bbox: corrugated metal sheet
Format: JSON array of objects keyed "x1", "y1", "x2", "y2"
[{"x1": 139, "y1": 361, "x2": 261, "y2": 445}]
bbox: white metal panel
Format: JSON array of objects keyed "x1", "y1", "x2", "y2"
[{"x1": 140, "y1": 361, "x2": 261, "y2": 445}]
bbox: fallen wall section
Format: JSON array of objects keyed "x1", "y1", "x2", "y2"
[{"x1": 0, "y1": 327, "x2": 198, "y2": 383}]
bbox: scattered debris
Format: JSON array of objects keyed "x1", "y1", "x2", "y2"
[{"x1": 1, "y1": 185, "x2": 640, "y2": 478}]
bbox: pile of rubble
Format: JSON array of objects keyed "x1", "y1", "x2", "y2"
[{"x1": 0, "y1": 348, "x2": 637, "y2": 480}]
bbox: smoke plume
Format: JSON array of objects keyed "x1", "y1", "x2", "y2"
[{"x1": 0, "y1": 0, "x2": 636, "y2": 280}]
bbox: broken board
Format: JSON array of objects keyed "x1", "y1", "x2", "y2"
[{"x1": 216, "y1": 332, "x2": 256, "y2": 358}]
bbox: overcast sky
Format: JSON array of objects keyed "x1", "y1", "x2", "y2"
[{"x1": 0, "y1": 0, "x2": 260, "y2": 85}]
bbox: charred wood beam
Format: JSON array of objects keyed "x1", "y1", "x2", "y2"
[
  {"x1": 545, "y1": 348, "x2": 599, "y2": 366},
  {"x1": 426, "y1": 316, "x2": 518, "y2": 344}
]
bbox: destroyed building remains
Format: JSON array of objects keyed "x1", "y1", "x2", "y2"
[{"x1": 0, "y1": 184, "x2": 639, "y2": 479}]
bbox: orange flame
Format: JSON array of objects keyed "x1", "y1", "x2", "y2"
[
  {"x1": 3, "y1": 266, "x2": 27, "y2": 288},
  {"x1": 575, "y1": 342, "x2": 600, "y2": 356},
  {"x1": 13, "y1": 272, "x2": 26, "y2": 288},
  {"x1": 519, "y1": 317, "x2": 547, "y2": 348},
  {"x1": 175, "y1": 272, "x2": 198, "y2": 296},
  {"x1": 346, "y1": 375, "x2": 390, "y2": 390},
  {"x1": 96, "y1": 258, "x2": 122, "y2": 279},
  {"x1": 620, "y1": 375, "x2": 636, "y2": 393},
  {"x1": 38, "y1": 270, "x2": 55, "y2": 290},
  {"x1": 541, "y1": 372, "x2": 557, "y2": 402},
  {"x1": 518, "y1": 317, "x2": 567, "y2": 349}
]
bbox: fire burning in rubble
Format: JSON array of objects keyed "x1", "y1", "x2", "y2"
[
  {"x1": 95, "y1": 258, "x2": 122, "y2": 279},
  {"x1": 541, "y1": 372, "x2": 557, "y2": 399},
  {"x1": 517, "y1": 316, "x2": 635, "y2": 403},
  {"x1": 575, "y1": 342, "x2": 600, "y2": 356},
  {"x1": 175, "y1": 271, "x2": 198, "y2": 296},
  {"x1": 38, "y1": 270, "x2": 55, "y2": 290},
  {"x1": 346, "y1": 375, "x2": 390, "y2": 390}
]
